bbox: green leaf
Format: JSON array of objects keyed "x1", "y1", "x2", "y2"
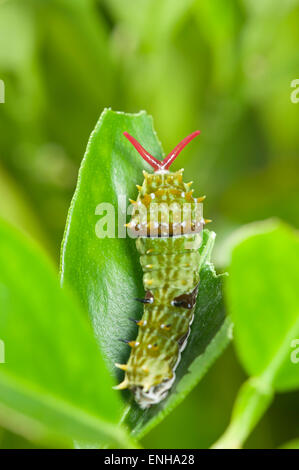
[
  {"x1": 279, "y1": 438, "x2": 299, "y2": 449},
  {"x1": 61, "y1": 108, "x2": 164, "y2": 374},
  {"x1": 61, "y1": 108, "x2": 230, "y2": 438},
  {"x1": 227, "y1": 219, "x2": 299, "y2": 391},
  {"x1": 0, "y1": 218, "x2": 132, "y2": 448},
  {"x1": 213, "y1": 219, "x2": 299, "y2": 449}
]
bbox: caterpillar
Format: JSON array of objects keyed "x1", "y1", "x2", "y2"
[{"x1": 114, "y1": 130, "x2": 210, "y2": 408}]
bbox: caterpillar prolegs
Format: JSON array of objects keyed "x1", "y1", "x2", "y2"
[{"x1": 115, "y1": 131, "x2": 210, "y2": 408}]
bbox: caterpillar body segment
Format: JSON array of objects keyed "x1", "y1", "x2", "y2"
[{"x1": 115, "y1": 131, "x2": 207, "y2": 408}]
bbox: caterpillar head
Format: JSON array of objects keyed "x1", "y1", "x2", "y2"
[
  {"x1": 124, "y1": 130, "x2": 205, "y2": 238},
  {"x1": 123, "y1": 130, "x2": 200, "y2": 174}
]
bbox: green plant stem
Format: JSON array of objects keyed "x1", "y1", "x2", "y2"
[{"x1": 211, "y1": 377, "x2": 274, "y2": 449}]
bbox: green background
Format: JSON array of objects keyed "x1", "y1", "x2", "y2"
[{"x1": 0, "y1": 0, "x2": 298, "y2": 448}]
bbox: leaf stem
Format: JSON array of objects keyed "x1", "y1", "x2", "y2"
[{"x1": 211, "y1": 377, "x2": 274, "y2": 449}]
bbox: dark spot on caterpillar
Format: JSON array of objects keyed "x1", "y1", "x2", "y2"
[
  {"x1": 172, "y1": 299, "x2": 192, "y2": 309},
  {"x1": 145, "y1": 290, "x2": 154, "y2": 302},
  {"x1": 134, "y1": 297, "x2": 153, "y2": 304},
  {"x1": 129, "y1": 317, "x2": 140, "y2": 324},
  {"x1": 172, "y1": 284, "x2": 199, "y2": 310},
  {"x1": 178, "y1": 332, "x2": 189, "y2": 347}
]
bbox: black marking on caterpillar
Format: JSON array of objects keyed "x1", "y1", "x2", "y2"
[{"x1": 134, "y1": 297, "x2": 153, "y2": 304}]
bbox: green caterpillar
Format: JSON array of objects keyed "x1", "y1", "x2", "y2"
[{"x1": 115, "y1": 131, "x2": 210, "y2": 408}]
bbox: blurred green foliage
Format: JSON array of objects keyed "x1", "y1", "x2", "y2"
[
  {"x1": 0, "y1": 217, "x2": 131, "y2": 448},
  {"x1": 213, "y1": 220, "x2": 299, "y2": 448},
  {"x1": 0, "y1": 0, "x2": 298, "y2": 448}
]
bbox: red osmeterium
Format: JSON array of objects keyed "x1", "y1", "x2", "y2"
[
  {"x1": 124, "y1": 130, "x2": 200, "y2": 172},
  {"x1": 123, "y1": 132, "x2": 162, "y2": 171},
  {"x1": 161, "y1": 130, "x2": 200, "y2": 170}
]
